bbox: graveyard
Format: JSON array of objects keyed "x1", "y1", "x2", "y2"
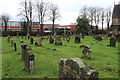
[{"x1": 1, "y1": 35, "x2": 119, "y2": 78}]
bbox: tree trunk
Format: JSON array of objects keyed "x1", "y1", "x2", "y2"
[
  {"x1": 102, "y1": 21, "x2": 103, "y2": 33},
  {"x1": 4, "y1": 23, "x2": 7, "y2": 31},
  {"x1": 52, "y1": 20, "x2": 55, "y2": 35},
  {"x1": 107, "y1": 22, "x2": 109, "y2": 30}
]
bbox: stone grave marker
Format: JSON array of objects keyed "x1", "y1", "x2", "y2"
[
  {"x1": 82, "y1": 46, "x2": 91, "y2": 59},
  {"x1": 7, "y1": 36, "x2": 11, "y2": 43},
  {"x1": 49, "y1": 36, "x2": 54, "y2": 44},
  {"x1": 21, "y1": 43, "x2": 27, "y2": 60},
  {"x1": 13, "y1": 42, "x2": 17, "y2": 51},
  {"x1": 22, "y1": 35, "x2": 24, "y2": 39},
  {"x1": 27, "y1": 33, "x2": 30, "y2": 39},
  {"x1": 55, "y1": 36, "x2": 62, "y2": 45},
  {"x1": 108, "y1": 38, "x2": 116, "y2": 47},
  {"x1": 30, "y1": 37, "x2": 34, "y2": 44},
  {"x1": 38, "y1": 36, "x2": 43, "y2": 46},
  {"x1": 24, "y1": 46, "x2": 34, "y2": 74},
  {"x1": 75, "y1": 36, "x2": 80, "y2": 43},
  {"x1": 10, "y1": 40, "x2": 14, "y2": 46},
  {"x1": 35, "y1": 42, "x2": 38, "y2": 46},
  {"x1": 16, "y1": 32, "x2": 19, "y2": 37},
  {"x1": 59, "y1": 58, "x2": 99, "y2": 79}
]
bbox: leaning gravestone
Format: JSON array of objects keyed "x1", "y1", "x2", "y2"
[
  {"x1": 59, "y1": 58, "x2": 99, "y2": 79},
  {"x1": 75, "y1": 36, "x2": 80, "y2": 43},
  {"x1": 24, "y1": 46, "x2": 34, "y2": 74}
]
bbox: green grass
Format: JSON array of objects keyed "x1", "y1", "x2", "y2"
[{"x1": 1, "y1": 36, "x2": 119, "y2": 78}]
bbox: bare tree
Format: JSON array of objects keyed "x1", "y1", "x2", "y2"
[
  {"x1": 88, "y1": 7, "x2": 95, "y2": 29},
  {"x1": 80, "y1": 6, "x2": 88, "y2": 17},
  {"x1": 1, "y1": 14, "x2": 10, "y2": 31},
  {"x1": 106, "y1": 7, "x2": 112, "y2": 29},
  {"x1": 18, "y1": 0, "x2": 33, "y2": 33},
  {"x1": 100, "y1": 8, "x2": 105, "y2": 32},
  {"x1": 35, "y1": 0, "x2": 48, "y2": 33},
  {"x1": 49, "y1": 3, "x2": 61, "y2": 34},
  {"x1": 93, "y1": 7, "x2": 101, "y2": 31}
]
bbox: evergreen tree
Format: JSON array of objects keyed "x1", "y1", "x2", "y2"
[{"x1": 76, "y1": 16, "x2": 91, "y2": 35}]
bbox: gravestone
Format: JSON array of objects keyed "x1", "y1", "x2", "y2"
[
  {"x1": 16, "y1": 32, "x2": 19, "y2": 37},
  {"x1": 59, "y1": 58, "x2": 99, "y2": 79},
  {"x1": 75, "y1": 36, "x2": 80, "y2": 43},
  {"x1": 21, "y1": 43, "x2": 27, "y2": 60},
  {"x1": 22, "y1": 35, "x2": 24, "y2": 39},
  {"x1": 49, "y1": 36, "x2": 54, "y2": 44},
  {"x1": 35, "y1": 42, "x2": 38, "y2": 46},
  {"x1": 13, "y1": 42, "x2": 17, "y2": 51},
  {"x1": 109, "y1": 38, "x2": 116, "y2": 47},
  {"x1": 30, "y1": 38, "x2": 34, "y2": 44},
  {"x1": 24, "y1": 46, "x2": 34, "y2": 74},
  {"x1": 94, "y1": 35, "x2": 103, "y2": 41},
  {"x1": 82, "y1": 46, "x2": 91, "y2": 59},
  {"x1": 7, "y1": 36, "x2": 11, "y2": 43},
  {"x1": 10, "y1": 40, "x2": 14, "y2": 46},
  {"x1": 55, "y1": 36, "x2": 62, "y2": 45},
  {"x1": 27, "y1": 33, "x2": 30, "y2": 39},
  {"x1": 38, "y1": 36, "x2": 43, "y2": 46}
]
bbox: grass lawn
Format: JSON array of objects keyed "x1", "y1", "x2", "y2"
[{"x1": 1, "y1": 36, "x2": 119, "y2": 78}]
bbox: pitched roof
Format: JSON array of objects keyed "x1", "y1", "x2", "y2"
[{"x1": 112, "y1": 4, "x2": 120, "y2": 18}]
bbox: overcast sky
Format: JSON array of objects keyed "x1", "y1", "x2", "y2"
[{"x1": 0, "y1": 0, "x2": 120, "y2": 26}]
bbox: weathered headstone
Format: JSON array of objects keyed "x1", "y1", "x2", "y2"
[
  {"x1": 82, "y1": 46, "x2": 91, "y2": 59},
  {"x1": 27, "y1": 33, "x2": 30, "y2": 39},
  {"x1": 30, "y1": 38, "x2": 34, "y2": 44},
  {"x1": 49, "y1": 36, "x2": 54, "y2": 44},
  {"x1": 24, "y1": 46, "x2": 34, "y2": 74},
  {"x1": 21, "y1": 43, "x2": 27, "y2": 60},
  {"x1": 59, "y1": 58, "x2": 99, "y2": 79},
  {"x1": 55, "y1": 36, "x2": 62, "y2": 45},
  {"x1": 7, "y1": 36, "x2": 11, "y2": 43},
  {"x1": 109, "y1": 38, "x2": 116, "y2": 47},
  {"x1": 75, "y1": 36, "x2": 80, "y2": 43},
  {"x1": 10, "y1": 40, "x2": 14, "y2": 46},
  {"x1": 13, "y1": 42, "x2": 17, "y2": 51},
  {"x1": 16, "y1": 32, "x2": 19, "y2": 37},
  {"x1": 35, "y1": 42, "x2": 38, "y2": 46},
  {"x1": 38, "y1": 36, "x2": 43, "y2": 46},
  {"x1": 22, "y1": 35, "x2": 24, "y2": 39}
]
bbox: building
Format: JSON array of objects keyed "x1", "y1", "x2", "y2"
[
  {"x1": 110, "y1": 2, "x2": 120, "y2": 34},
  {"x1": 0, "y1": 21, "x2": 76, "y2": 32}
]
